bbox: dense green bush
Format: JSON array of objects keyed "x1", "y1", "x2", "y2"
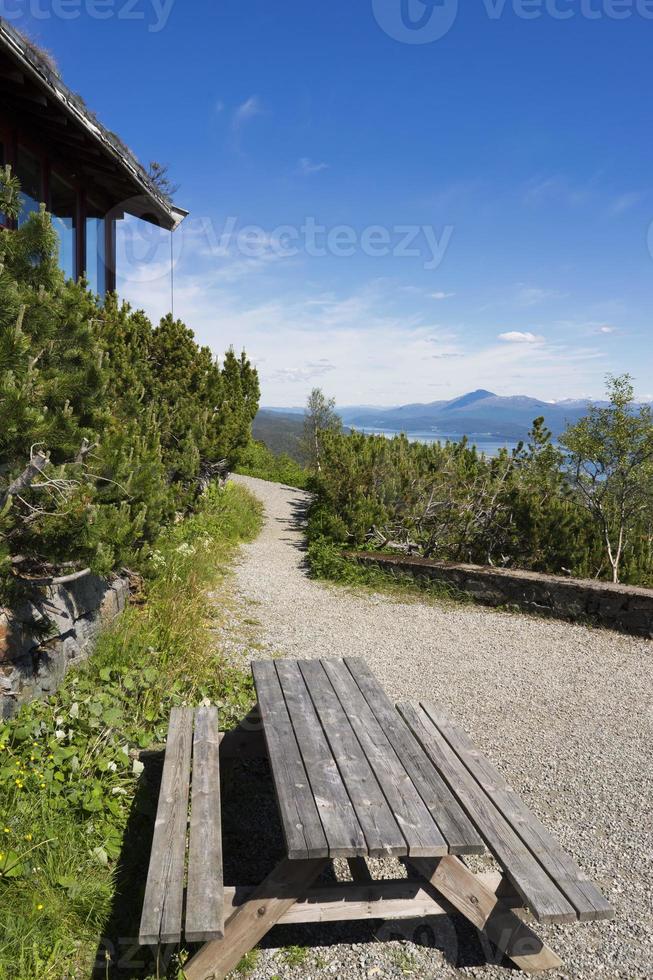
[
  {"x1": 235, "y1": 439, "x2": 309, "y2": 488},
  {"x1": 0, "y1": 170, "x2": 259, "y2": 600},
  {"x1": 309, "y1": 408, "x2": 653, "y2": 587}
]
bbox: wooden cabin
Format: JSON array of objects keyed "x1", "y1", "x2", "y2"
[{"x1": 0, "y1": 19, "x2": 187, "y2": 295}]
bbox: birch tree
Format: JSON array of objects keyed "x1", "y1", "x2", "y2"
[{"x1": 561, "y1": 375, "x2": 653, "y2": 583}]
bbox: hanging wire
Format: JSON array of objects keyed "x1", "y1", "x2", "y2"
[{"x1": 170, "y1": 230, "x2": 174, "y2": 318}]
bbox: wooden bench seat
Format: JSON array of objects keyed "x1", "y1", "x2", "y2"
[
  {"x1": 397, "y1": 701, "x2": 614, "y2": 925},
  {"x1": 139, "y1": 706, "x2": 223, "y2": 946}
]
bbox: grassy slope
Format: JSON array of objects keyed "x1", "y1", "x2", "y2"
[{"x1": 0, "y1": 483, "x2": 262, "y2": 980}]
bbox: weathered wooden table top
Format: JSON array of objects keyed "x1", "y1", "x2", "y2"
[{"x1": 251, "y1": 657, "x2": 484, "y2": 860}]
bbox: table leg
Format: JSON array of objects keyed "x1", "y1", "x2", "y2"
[
  {"x1": 183, "y1": 857, "x2": 328, "y2": 980},
  {"x1": 409, "y1": 856, "x2": 564, "y2": 974}
]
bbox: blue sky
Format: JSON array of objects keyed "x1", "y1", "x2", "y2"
[{"x1": 15, "y1": 0, "x2": 653, "y2": 405}]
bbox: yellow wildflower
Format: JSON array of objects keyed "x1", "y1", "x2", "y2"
[
  {"x1": 36, "y1": 904, "x2": 43, "y2": 911},
  {"x1": 24, "y1": 833, "x2": 32, "y2": 841},
  {"x1": 3, "y1": 828, "x2": 9, "y2": 834},
  {"x1": 40, "y1": 783, "x2": 45, "y2": 789}
]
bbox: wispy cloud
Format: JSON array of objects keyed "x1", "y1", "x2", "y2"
[
  {"x1": 117, "y1": 224, "x2": 621, "y2": 405},
  {"x1": 232, "y1": 95, "x2": 263, "y2": 130},
  {"x1": 608, "y1": 191, "x2": 644, "y2": 216},
  {"x1": 521, "y1": 174, "x2": 594, "y2": 208},
  {"x1": 498, "y1": 331, "x2": 544, "y2": 344},
  {"x1": 270, "y1": 359, "x2": 336, "y2": 384},
  {"x1": 514, "y1": 285, "x2": 562, "y2": 308},
  {"x1": 297, "y1": 157, "x2": 329, "y2": 176},
  {"x1": 430, "y1": 291, "x2": 455, "y2": 300}
]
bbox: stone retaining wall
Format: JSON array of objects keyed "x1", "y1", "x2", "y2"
[
  {"x1": 0, "y1": 573, "x2": 130, "y2": 719},
  {"x1": 347, "y1": 552, "x2": 653, "y2": 639}
]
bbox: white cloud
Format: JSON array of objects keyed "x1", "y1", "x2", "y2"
[
  {"x1": 597, "y1": 324, "x2": 616, "y2": 334},
  {"x1": 270, "y1": 360, "x2": 336, "y2": 384},
  {"x1": 297, "y1": 157, "x2": 329, "y2": 176},
  {"x1": 430, "y1": 291, "x2": 455, "y2": 300},
  {"x1": 232, "y1": 96, "x2": 263, "y2": 129},
  {"x1": 117, "y1": 225, "x2": 617, "y2": 405},
  {"x1": 608, "y1": 192, "x2": 643, "y2": 216},
  {"x1": 521, "y1": 174, "x2": 593, "y2": 208},
  {"x1": 498, "y1": 331, "x2": 544, "y2": 344},
  {"x1": 514, "y1": 285, "x2": 561, "y2": 308}
]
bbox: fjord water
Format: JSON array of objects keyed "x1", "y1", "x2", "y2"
[{"x1": 354, "y1": 426, "x2": 516, "y2": 457}]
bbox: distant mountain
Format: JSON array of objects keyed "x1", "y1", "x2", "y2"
[
  {"x1": 257, "y1": 391, "x2": 650, "y2": 452},
  {"x1": 339, "y1": 391, "x2": 592, "y2": 440}
]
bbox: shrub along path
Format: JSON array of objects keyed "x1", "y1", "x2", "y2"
[{"x1": 229, "y1": 474, "x2": 652, "y2": 980}]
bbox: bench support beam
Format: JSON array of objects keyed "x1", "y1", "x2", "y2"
[
  {"x1": 184, "y1": 858, "x2": 327, "y2": 980},
  {"x1": 410, "y1": 856, "x2": 563, "y2": 974}
]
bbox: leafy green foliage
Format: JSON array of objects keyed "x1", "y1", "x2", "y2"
[
  {"x1": 0, "y1": 482, "x2": 262, "y2": 979},
  {"x1": 561, "y1": 375, "x2": 653, "y2": 582},
  {"x1": 236, "y1": 439, "x2": 309, "y2": 488},
  {"x1": 302, "y1": 387, "x2": 341, "y2": 472},
  {"x1": 308, "y1": 385, "x2": 653, "y2": 587},
  {"x1": 0, "y1": 171, "x2": 259, "y2": 599}
]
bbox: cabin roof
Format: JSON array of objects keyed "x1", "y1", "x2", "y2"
[{"x1": 0, "y1": 19, "x2": 188, "y2": 230}]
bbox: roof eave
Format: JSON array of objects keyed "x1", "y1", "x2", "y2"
[{"x1": 0, "y1": 19, "x2": 188, "y2": 231}]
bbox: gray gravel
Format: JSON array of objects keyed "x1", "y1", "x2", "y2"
[{"x1": 225, "y1": 475, "x2": 653, "y2": 980}]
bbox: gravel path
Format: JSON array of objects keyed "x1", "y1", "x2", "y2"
[{"x1": 226, "y1": 475, "x2": 653, "y2": 980}]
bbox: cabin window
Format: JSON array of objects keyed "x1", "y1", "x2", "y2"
[
  {"x1": 50, "y1": 172, "x2": 77, "y2": 280},
  {"x1": 16, "y1": 145, "x2": 42, "y2": 225},
  {"x1": 85, "y1": 211, "x2": 107, "y2": 296}
]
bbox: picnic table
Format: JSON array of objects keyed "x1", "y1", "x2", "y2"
[{"x1": 140, "y1": 658, "x2": 613, "y2": 979}]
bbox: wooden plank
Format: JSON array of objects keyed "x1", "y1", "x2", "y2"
[
  {"x1": 252, "y1": 661, "x2": 328, "y2": 859},
  {"x1": 223, "y1": 870, "x2": 524, "y2": 923},
  {"x1": 411, "y1": 857, "x2": 564, "y2": 973},
  {"x1": 322, "y1": 659, "x2": 447, "y2": 857},
  {"x1": 275, "y1": 660, "x2": 367, "y2": 857},
  {"x1": 344, "y1": 658, "x2": 484, "y2": 855},
  {"x1": 422, "y1": 704, "x2": 614, "y2": 922},
  {"x1": 139, "y1": 707, "x2": 193, "y2": 945},
  {"x1": 185, "y1": 707, "x2": 224, "y2": 942},
  {"x1": 224, "y1": 879, "x2": 450, "y2": 924},
  {"x1": 184, "y1": 858, "x2": 326, "y2": 980},
  {"x1": 298, "y1": 660, "x2": 407, "y2": 857},
  {"x1": 398, "y1": 702, "x2": 577, "y2": 924}
]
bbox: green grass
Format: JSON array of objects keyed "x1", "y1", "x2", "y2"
[
  {"x1": 307, "y1": 536, "x2": 472, "y2": 607},
  {"x1": 391, "y1": 947, "x2": 419, "y2": 975},
  {"x1": 234, "y1": 948, "x2": 261, "y2": 975},
  {"x1": 0, "y1": 482, "x2": 262, "y2": 980},
  {"x1": 279, "y1": 945, "x2": 309, "y2": 968}
]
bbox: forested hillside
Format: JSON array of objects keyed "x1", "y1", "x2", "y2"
[{"x1": 252, "y1": 409, "x2": 306, "y2": 461}]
